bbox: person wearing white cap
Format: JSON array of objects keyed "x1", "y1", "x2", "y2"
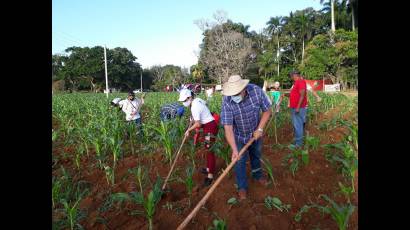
[
  {"x1": 220, "y1": 75, "x2": 272, "y2": 200},
  {"x1": 178, "y1": 89, "x2": 219, "y2": 187}
]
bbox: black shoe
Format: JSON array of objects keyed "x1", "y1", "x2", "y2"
[
  {"x1": 200, "y1": 168, "x2": 208, "y2": 175},
  {"x1": 203, "y1": 177, "x2": 213, "y2": 187}
]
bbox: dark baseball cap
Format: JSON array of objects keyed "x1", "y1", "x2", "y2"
[{"x1": 289, "y1": 70, "x2": 300, "y2": 77}]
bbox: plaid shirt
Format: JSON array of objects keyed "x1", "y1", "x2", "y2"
[{"x1": 221, "y1": 84, "x2": 272, "y2": 144}]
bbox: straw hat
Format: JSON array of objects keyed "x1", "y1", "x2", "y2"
[{"x1": 222, "y1": 75, "x2": 250, "y2": 96}]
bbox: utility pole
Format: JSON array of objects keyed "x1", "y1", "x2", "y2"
[
  {"x1": 104, "y1": 45, "x2": 109, "y2": 98},
  {"x1": 331, "y1": 0, "x2": 336, "y2": 32}
]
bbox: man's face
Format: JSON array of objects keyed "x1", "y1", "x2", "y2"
[
  {"x1": 128, "y1": 95, "x2": 135, "y2": 100},
  {"x1": 291, "y1": 74, "x2": 299, "y2": 81},
  {"x1": 234, "y1": 89, "x2": 246, "y2": 98}
]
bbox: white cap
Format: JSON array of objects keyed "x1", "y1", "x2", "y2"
[
  {"x1": 274, "y1": 82, "x2": 280, "y2": 88},
  {"x1": 178, "y1": 89, "x2": 192, "y2": 101},
  {"x1": 111, "y1": 98, "x2": 122, "y2": 104}
]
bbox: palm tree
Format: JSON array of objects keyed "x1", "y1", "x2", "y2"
[
  {"x1": 281, "y1": 13, "x2": 300, "y2": 64},
  {"x1": 266, "y1": 16, "x2": 283, "y2": 76},
  {"x1": 320, "y1": 0, "x2": 336, "y2": 32},
  {"x1": 293, "y1": 9, "x2": 316, "y2": 64},
  {"x1": 257, "y1": 50, "x2": 275, "y2": 79},
  {"x1": 347, "y1": 0, "x2": 358, "y2": 31}
]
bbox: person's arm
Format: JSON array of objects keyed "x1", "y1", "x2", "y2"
[
  {"x1": 220, "y1": 99, "x2": 238, "y2": 161},
  {"x1": 185, "y1": 103, "x2": 201, "y2": 136},
  {"x1": 134, "y1": 98, "x2": 144, "y2": 114},
  {"x1": 253, "y1": 88, "x2": 273, "y2": 139},
  {"x1": 253, "y1": 109, "x2": 271, "y2": 139},
  {"x1": 296, "y1": 88, "x2": 306, "y2": 113},
  {"x1": 185, "y1": 120, "x2": 201, "y2": 136},
  {"x1": 311, "y1": 89, "x2": 322, "y2": 102}
]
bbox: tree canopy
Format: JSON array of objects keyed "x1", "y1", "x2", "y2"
[{"x1": 52, "y1": 1, "x2": 358, "y2": 92}]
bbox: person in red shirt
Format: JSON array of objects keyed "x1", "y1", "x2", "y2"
[{"x1": 289, "y1": 71, "x2": 308, "y2": 147}]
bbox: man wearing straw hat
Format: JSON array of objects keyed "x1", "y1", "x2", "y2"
[{"x1": 220, "y1": 75, "x2": 272, "y2": 200}]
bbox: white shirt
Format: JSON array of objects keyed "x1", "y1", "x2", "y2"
[
  {"x1": 191, "y1": 98, "x2": 214, "y2": 124},
  {"x1": 119, "y1": 98, "x2": 143, "y2": 121}
]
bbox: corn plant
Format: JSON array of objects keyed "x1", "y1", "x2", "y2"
[
  {"x1": 53, "y1": 168, "x2": 89, "y2": 230},
  {"x1": 128, "y1": 166, "x2": 146, "y2": 194},
  {"x1": 148, "y1": 121, "x2": 174, "y2": 165},
  {"x1": 324, "y1": 140, "x2": 358, "y2": 192},
  {"x1": 282, "y1": 145, "x2": 309, "y2": 176},
  {"x1": 295, "y1": 195, "x2": 355, "y2": 230},
  {"x1": 227, "y1": 197, "x2": 238, "y2": 205},
  {"x1": 338, "y1": 119, "x2": 358, "y2": 151},
  {"x1": 305, "y1": 135, "x2": 320, "y2": 151},
  {"x1": 261, "y1": 157, "x2": 275, "y2": 186},
  {"x1": 61, "y1": 198, "x2": 83, "y2": 230},
  {"x1": 103, "y1": 165, "x2": 114, "y2": 186},
  {"x1": 208, "y1": 218, "x2": 227, "y2": 230},
  {"x1": 185, "y1": 165, "x2": 194, "y2": 207},
  {"x1": 338, "y1": 182, "x2": 354, "y2": 203},
  {"x1": 210, "y1": 128, "x2": 231, "y2": 167},
  {"x1": 52, "y1": 167, "x2": 90, "y2": 210},
  {"x1": 264, "y1": 196, "x2": 291, "y2": 212},
  {"x1": 186, "y1": 139, "x2": 198, "y2": 166},
  {"x1": 52, "y1": 177, "x2": 62, "y2": 209},
  {"x1": 52, "y1": 129, "x2": 58, "y2": 142},
  {"x1": 111, "y1": 178, "x2": 163, "y2": 230}
]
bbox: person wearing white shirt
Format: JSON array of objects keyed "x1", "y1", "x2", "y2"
[
  {"x1": 118, "y1": 91, "x2": 144, "y2": 137},
  {"x1": 179, "y1": 89, "x2": 218, "y2": 187},
  {"x1": 206, "y1": 87, "x2": 214, "y2": 99}
]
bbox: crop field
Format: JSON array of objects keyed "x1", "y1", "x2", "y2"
[{"x1": 52, "y1": 91, "x2": 358, "y2": 230}]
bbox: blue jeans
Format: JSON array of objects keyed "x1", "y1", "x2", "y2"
[
  {"x1": 234, "y1": 138, "x2": 263, "y2": 191},
  {"x1": 129, "y1": 118, "x2": 143, "y2": 138},
  {"x1": 291, "y1": 108, "x2": 306, "y2": 147}
]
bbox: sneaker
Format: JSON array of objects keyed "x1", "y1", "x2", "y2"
[
  {"x1": 203, "y1": 177, "x2": 213, "y2": 187},
  {"x1": 238, "y1": 189, "x2": 247, "y2": 200}
]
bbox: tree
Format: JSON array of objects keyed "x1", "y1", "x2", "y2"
[
  {"x1": 300, "y1": 29, "x2": 357, "y2": 90},
  {"x1": 266, "y1": 16, "x2": 283, "y2": 76},
  {"x1": 150, "y1": 65, "x2": 186, "y2": 91},
  {"x1": 320, "y1": 0, "x2": 336, "y2": 32},
  {"x1": 196, "y1": 11, "x2": 254, "y2": 84},
  {"x1": 191, "y1": 64, "x2": 205, "y2": 85},
  {"x1": 256, "y1": 50, "x2": 276, "y2": 79},
  {"x1": 52, "y1": 46, "x2": 143, "y2": 92}
]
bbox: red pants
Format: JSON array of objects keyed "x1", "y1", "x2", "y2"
[{"x1": 200, "y1": 120, "x2": 218, "y2": 174}]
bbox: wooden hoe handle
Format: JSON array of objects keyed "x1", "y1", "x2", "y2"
[
  {"x1": 176, "y1": 137, "x2": 256, "y2": 230},
  {"x1": 162, "y1": 124, "x2": 191, "y2": 190}
]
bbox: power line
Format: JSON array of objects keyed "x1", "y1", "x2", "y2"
[
  {"x1": 55, "y1": 30, "x2": 85, "y2": 44},
  {"x1": 54, "y1": 33, "x2": 82, "y2": 46},
  {"x1": 61, "y1": 31, "x2": 85, "y2": 43}
]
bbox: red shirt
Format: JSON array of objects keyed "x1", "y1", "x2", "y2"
[{"x1": 290, "y1": 79, "x2": 308, "y2": 108}]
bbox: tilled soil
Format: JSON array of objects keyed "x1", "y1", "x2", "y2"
[{"x1": 52, "y1": 104, "x2": 358, "y2": 230}]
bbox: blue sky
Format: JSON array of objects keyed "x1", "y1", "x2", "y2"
[{"x1": 52, "y1": 0, "x2": 323, "y2": 68}]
